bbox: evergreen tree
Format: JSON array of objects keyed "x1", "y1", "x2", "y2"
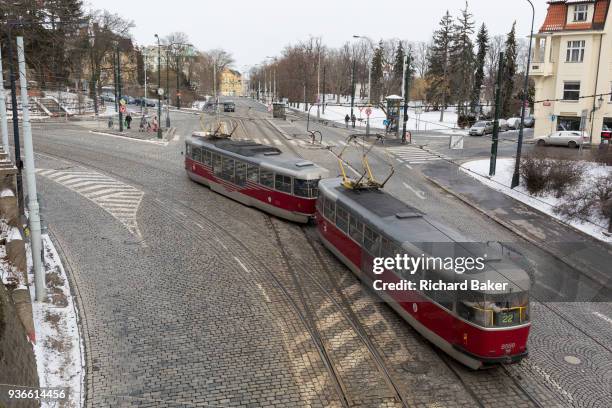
[
  {"x1": 370, "y1": 41, "x2": 384, "y2": 103},
  {"x1": 470, "y1": 23, "x2": 488, "y2": 113},
  {"x1": 425, "y1": 11, "x2": 453, "y2": 112},
  {"x1": 449, "y1": 2, "x2": 475, "y2": 115},
  {"x1": 392, "y1": 41, "x2": 405, "y2": 95},
  {"x1": 501, "y1": 22, "x2": 518, "y2": 117}
]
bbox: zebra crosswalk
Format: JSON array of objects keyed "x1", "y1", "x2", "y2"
[
  {"x1": 36, "y1": 168, "x2": 144, "y2": 237},
  {"x1": 386, "y1": 145, "x2": 449, "y2": 165},
  {"x1": 238, "y1": 136, "x2": 334, "y2": 148}
]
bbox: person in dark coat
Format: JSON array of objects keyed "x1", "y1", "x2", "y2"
[
  {"x1": 344, "y1": 114, "x2": 350, "y2": 128},
  {"x1": 125, "y1": 113, "x2": 133, "y2": 129}
]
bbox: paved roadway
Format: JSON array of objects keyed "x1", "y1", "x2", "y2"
[{"x1": 11, "y1": 98, "x2": 610, "y2": 407}]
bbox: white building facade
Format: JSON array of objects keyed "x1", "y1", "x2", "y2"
[{"x1": 531, "y1": 0, "x2": 612, "y2": 144}]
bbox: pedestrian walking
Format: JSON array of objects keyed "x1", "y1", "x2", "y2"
[
  {"x1": 125, "y1": 113, "x2": 132, "y2": 129},
  {"x1": 345, "y1": 114, "x2": 350, "y2": 129},
  {"x1": 107, "y1": 116, "x2": 113, "y2": 129},
  {"x1": 351, "y1": 113, "x2": 356, "y2": 128},
  {"x1": 152, "y1": 115, "x2": 158, "y2": 132},
  {"x1": 139, "y1": 115, "x2": 147, "y2": 132}
]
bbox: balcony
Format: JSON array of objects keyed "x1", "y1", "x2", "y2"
[{"x1": 530, "y1": 58, "x2": 555, "y2": 77}]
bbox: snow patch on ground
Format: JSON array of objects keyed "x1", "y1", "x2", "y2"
[
  {"x1": 460, "y1": 158, "x2": 612, "y2": 243},
  {"x1": 29, "y1": 234, "x2": 84, "y2": 408},
  {"x1": 287, "y1": 102, "x2": 461, "y2": 132}
]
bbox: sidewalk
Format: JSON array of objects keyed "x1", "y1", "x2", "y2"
[
  {"x1": 78, "y1": 119, "x2": 176, "y2": 143},
  {"x1": 421, "y1": 160, "x2": 612, "y2": 288}
]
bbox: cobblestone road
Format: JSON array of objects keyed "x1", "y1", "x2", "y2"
[{"x1": 24, "y1": 105, "x2": 612, "y2": 408}]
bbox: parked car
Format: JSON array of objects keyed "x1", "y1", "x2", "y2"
[
  {"x1": 523, "y1": 115, "x2": 535, "y2": 128},
  {"x1": 124, "y1": 95, "x2": 136, "y2": 104},
  {"x1": 507, "y1": 117, "x2": 521, "y2": 129},
  {"x1": 496, "y1": 119, "x2": 509, "y2": 132},
  {"x1": 223, "y1": 101, "x2": 235, "y2": 112},
  {"x1": 101, "y1": 93, "x2": 115, "y2": 102},
  {"x1": 469, "y1": 121, "x2": 493, "y2": 136},
  {"x1": 534, "y1": 131, "x2": 589, "y2": 148}
]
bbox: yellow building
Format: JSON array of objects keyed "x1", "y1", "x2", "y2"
[
  {"x1": 531, "y1": 0, "x2": 612, "y2": 144},
  {"x1": 220, "y1": 68, "x2": 242, "y2": 96}
]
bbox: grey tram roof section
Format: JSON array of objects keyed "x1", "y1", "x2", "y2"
[
  {"x1": 319, "y1": 178, "x2": 531, "y2": 295},
  {"x1": 188, "y1": 135, "x2": 330, "y2": 180}
]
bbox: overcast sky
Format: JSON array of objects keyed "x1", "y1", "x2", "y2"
[{"x1": 84, "y1": 0, "x2": 548, "y2": 71}]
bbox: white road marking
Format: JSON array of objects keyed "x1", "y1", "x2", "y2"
[
  {"x1": 215, "y1": 237, "x2": 228, "y2": 250},
  {"x1": 234, "y1": 256, "x2": 248, "y2": 272},
  {"x1": 36, "y1": 168, "x2": 144, "y2": 238},
  {"x1": 272, "y1": 139, "x2": 282, "y2": 146},
  {"x1": 195, "y1": 222, "x2": 203, "y2": 229},
  {"x1": 402, "y1": 182, "x2": 426, "y2": 200},
  {"x1": 261, "y1": 138, "x2": 270, "y2": 144},
  {"x1": 404, "y1": 164, "x2": 413, "y2": 170},
  {"x1": 387, "y1": 145, "x2": 448, "y2": 164},
  {"x1": 593, "y1": 311, "x2": 612, "y2": 326},
  {"x1": 172, "y1": 133, "x2": 180, "y2": 141}
]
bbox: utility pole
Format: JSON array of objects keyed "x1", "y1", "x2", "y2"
[
  {"x1": 350, "y1": 59, "x2": 356, "y2": 128},
  {"x1": 17, "y1": 37, "x2": 44, "y2": 302},
  {"x1": 0, "y1": 44, "x2": 9, "y2": 157},
  {"x1": 116, "y1": 45, "x2": 123, "y2": 132},
  {"x1": 511, "y1": 0, "x2": 535, "y2": 189},
  {"x1": 317, "y1": 49, "x2": 321, "y2": 119},
  {"x1": 176, "y1": 52, "x2": 180, "y2": 109},
  {"x1": 489, "y1": 52, "x2": 504, "y2": 177},
  {"x1": 155, "y1": 34, "x2": 162, "y2": 139},
  {"x1": 7, "y1": 26, "x2": 24, "y2": 215},
  {"x1": 440, "y1": 49, "x2": 448, "y2": 122},
  {"x1": 322, "y1": 65, "x2": 326, "y2": 115},
  {"x1": 113, "y1": 50, "x2": 118, "y2": 115},
  {"x1": 143, "y1": 48, "x2": 148, "y2": 114},
  {"x1": 400, "y1": 54, "x2": 411, "y2": 144},
  {"x1": 166, "y1": 48, "x2": 171, "y2": 128}
]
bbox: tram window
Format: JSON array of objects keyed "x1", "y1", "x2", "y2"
[
  {"x1": 222, "y1": 157, "x2": 235, "y2": 183},
  {"x1": 336, "y1": 204, "x2": 349, "y2": 232},
  {"x1": 247, "y1": 164, "x2": 259, "y2": 183},
  {"x1": 235, "y1": 161, "x2": 247, "y2": 186},
  {"x1": 192, "y1": 147, "x2": 202, "y2": 162},
  {"x1": 275, "y1": 174, "x2": 292, "y2": 194},
  {"x1": 349, "y1": 214, "x2": 363, "y2": 244},
  {"x1": 259, "y1": 170, "x2": 274, "y2": 188},
  {"x1": 294, "y1": 179, "x2": 319, "y2": 198},
  {"x1": 186, "y1": 144, "x2": 192, "y2": 158},
  {"x1": 489, "y1": 291, "x2": 529, "y2": 327},
  {"x1": 323, "y1": 198, "x2": 335, "y2": 222},
  {"x1": 203, "y1": 150, "x2": 212, "y2": 166},
  {"x1": 212, "y1": 154, "x2": 223, "y2": 176},
  {"x1": 363, "y1": 225, "x2": 380, "y2": 255}
]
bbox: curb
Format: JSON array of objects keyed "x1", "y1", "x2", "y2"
[
  {"x1": 88, "y1": 130, "x2": 169, "y2": 146},
  {"x1": 265, "y1": 118, "x2": 293, "y2": 140},
  {"x1": 423, "y1": 174, "x2": 611, "y2": 289}
]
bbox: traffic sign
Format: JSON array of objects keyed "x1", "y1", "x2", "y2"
[
  {"x1": 365, "y1": 107, "x2": 372, "y2": 117},
  {"x1": 543, "y1": 100, "x2": 551, "y2": 107},
  {"x1": 119, "y1": 105, "x2": 127, "y2": 113},
  {"x1": 157, "y1": 88, "x2": 164, "y2": 96},
  {"x1": 119, "y1": 98, "x2": 126, "y2": 106}
]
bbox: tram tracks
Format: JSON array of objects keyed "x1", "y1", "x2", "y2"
[{"x1": 34, "y1": 125, "x2": 604, "y2": 407}]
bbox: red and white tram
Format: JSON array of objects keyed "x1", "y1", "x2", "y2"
[
  {"x1": 185, "y1": 134, "x2": 329, "y2": 223},
  {"x1": 315, "y1": 177, "x2": 531, "y2": 369}
]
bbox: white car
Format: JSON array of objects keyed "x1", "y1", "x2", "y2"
[
  {"x1": 507, "y1": 117, "x2": 521, "y2": 129},
  {"x1": 534, "y1": 131, "x2": 589, "y2": 148}
]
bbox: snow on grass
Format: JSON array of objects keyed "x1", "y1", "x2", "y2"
[
  {"x1": 29, "y1": 234, "x2": 84, "y2": 408},
  {"x1": 287, "y1": 101, "x2": 461, "y2": 132},
  {"x1": 460, "y1": 158, "x2": 612, "y2": 244}
]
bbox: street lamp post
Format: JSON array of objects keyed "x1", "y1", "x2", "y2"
[
  {"x1": 166, "y1": 48, "x2": 171, "y2": 128},
  {"x1": 154, "y1": 34, "x2": 162, "y2": 139},
  {"x1": 510, "y1": 0, "x2": 535, "y2": 189}
]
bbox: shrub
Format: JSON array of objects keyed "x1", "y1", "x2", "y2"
[
  {"x1": 590, "y1": 144, "x2": 612, "y2": 166},
  {"x1": 554, "y1": 174, "x2": 612, "y2": 228},
  {"x1": 547, "y1": 160, "x2": 586, "y2": 198},
  {"x1": 520, "y1": 154, "x2": 551, "y2": 196}
]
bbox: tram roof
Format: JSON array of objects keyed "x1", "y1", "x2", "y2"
[
  {"x1": 319, "y1": 178, "x2": 531, "y2": 293},
  {"x1": 188, "y1": 136, "x2": 329, "y2": 179}
]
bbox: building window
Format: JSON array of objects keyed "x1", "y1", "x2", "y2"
[
  {"x1": 574, "y1": 4, "x2": 588, "y2": 22},
  {"x1": 566, "y1": 40, "x2": 585, "y2": 62},
  {"x1": 563, "y1": 82, "x2": 580, "y2": 101},
  {"x1": 557, "y1": 116, "x2": 581, "y2": 131}
]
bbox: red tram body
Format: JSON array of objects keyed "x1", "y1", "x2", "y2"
[
  {"x1": 315, "y1": 178, "x2": 531, "y2": 369},
  {"x1": 185, "y1": 135, "x2": 329, "y2": 223}
]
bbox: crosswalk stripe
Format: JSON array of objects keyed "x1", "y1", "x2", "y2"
[
  {"x1": 36, "y1": 168, "x2": 143, "y2": 237},
  {"x1": 386, "y1": 145, "x2": 446, "y2": 165},
  {"x1": 272, "y1": 139, "x2": 282, "y2": 146},
  {"x1": 261, "y1": 138, "x2": 270, "y2": 144}
]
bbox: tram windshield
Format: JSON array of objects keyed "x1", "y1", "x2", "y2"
[
  {"x1": 457, "y1": 290, "x2": 529, "y2": 328},
  {"x1": 294, "y1": 179, "x2": 319, "y2": 198}
]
